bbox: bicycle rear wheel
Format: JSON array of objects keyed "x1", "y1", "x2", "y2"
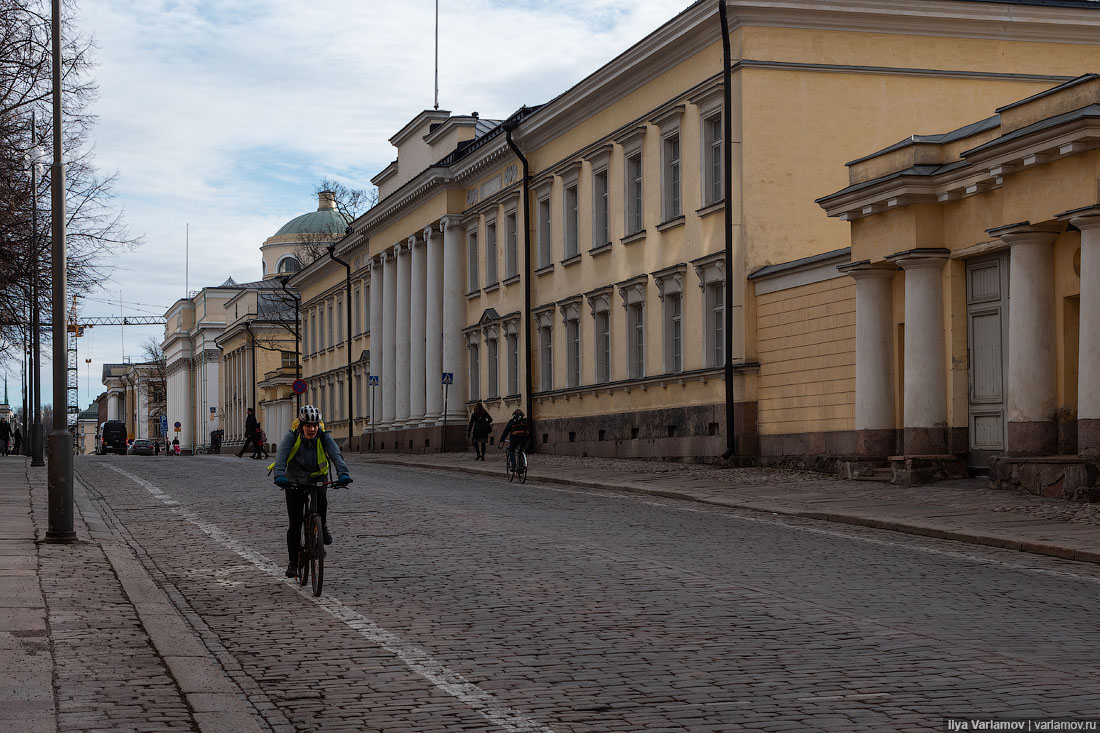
[
  {"x1": 297, "y1": 515, "x2": 310, "y2": 587},
  {"x1": 518, "y1": 452, "x2": 528, "y2": 483},
  {"x1": 308, "y1": 515, "x2": 325, "y2": 596}
]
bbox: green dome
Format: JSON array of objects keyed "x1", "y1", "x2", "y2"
[{"x1": 273, "y1": 192, "x2": 350, "y2": 238}]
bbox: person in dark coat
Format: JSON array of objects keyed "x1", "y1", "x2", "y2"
[
  {"x1": 236, "y1": 407, "x2": 260, "y2": 457},
  {"x1": 466, "y1": 402, "x2": 493, "y2": 460},
  {"x1": 12, "y1": 425, "x2": 22, "y2": 455}
]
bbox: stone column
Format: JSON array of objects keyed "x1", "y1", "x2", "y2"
[
  {"x1": 424, "y1": 223, "x2": 445, "y2": 423},
  {"x1": 841, "y1": 262, "x2": 897, "y2": 455},
  {"x1": 368, "y1": 257, "x2": 383, "y2": 427},
  {"x1": 1064, "y1": 208, "x2": 1100, "y2": 456},
  {"x1": 395, "y1": 241, "x2": 412, "y2": 427},
  {"x1": 409, "y1": 234, "x2": 427, "y2": 424},
  {"x1": 991, "y1": 223, "x2": 1061, "y2": 456},
  {"x1": 888, "y1": 250, "x2": 949, "y2": 455},
  {"x1": 106, "y1": 387, "x2": 121, "y2": 421},
  {"x1": 382, "y1": 250, "x2": 397, "y2": 428},
  {"x1": 441, "y1": 216, "x2": 468, "y2": 421}
]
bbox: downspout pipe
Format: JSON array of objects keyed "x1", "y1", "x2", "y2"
[
  {"x1": 278, "y1": 276, "x2": 302, "y2": 413},
  {"x1": 719, "y1": 0, "x2": 737, "y2": 462},
  {"x1": 327, "y1": 244, "x2": 355, "y2": 450},
  {"x1": 502, "y1": 116, "x2": 534, "y2": 433}
]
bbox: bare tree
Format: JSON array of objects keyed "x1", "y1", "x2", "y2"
[
  {"x1": 292, "y1": 178, "x2": 376, "y2": 267},
  {"x1": 0, "y1": 0, "x2": 142, "y2": 361}
]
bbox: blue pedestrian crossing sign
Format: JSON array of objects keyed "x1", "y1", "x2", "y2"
[
  {"x1": 442, "y1": 372, "x2": 453, "y2": 385},
  {"x1": 369, "y1": 375, "x2": 379, "y2": 386}
]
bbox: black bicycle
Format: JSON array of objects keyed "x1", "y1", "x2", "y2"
[
  {"x1": 284, "y1": 480, "x2": 332, "y2": 596},
  {"x1": 504, "y1": 440, "x2": 528, "y2": 484}
]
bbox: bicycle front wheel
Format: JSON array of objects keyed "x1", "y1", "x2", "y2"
[
  {"x1": 308, "y1": 514, "x2": 325, "y2": 596},
  {"x1": 297, "y1": 521, "x2": 310, "y2": 587}
]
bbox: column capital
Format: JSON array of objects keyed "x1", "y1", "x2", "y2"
[
  {"x1": 440, "y1": 216, "x2": 458, "y2": 233},
  {"x1": 423, "y1": 225, "x2": 437, "y2": 241},
  {"x1": 837, "y1": 260, "x2": 897, "y2": 280},
  {"x1": 392, "y1": 241, "x2": 408, "y2": 257},
  {"x1": 409, "y1": 233, "x2": 426, "y2": 249},
  {"x1": 379, "y1": 249, "x2": 390, "y2": 264},
  {"x1": 1057, "y1": 204, "x2": 1100, "y2": 231},
  {"x1": 986, "y1": 221, "x2": 1062, "y2": 247},
  {"x1": 886, "y1": 248, "x2": 950, "y2": 270}
]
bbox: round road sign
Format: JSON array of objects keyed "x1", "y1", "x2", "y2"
[{"x1": 292, "y1": 379, "x2": 308, "y2": 394}]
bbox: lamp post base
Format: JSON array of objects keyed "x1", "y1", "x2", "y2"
[{"x1": 46, "y1": 430, "x2": 74, "y2": 542}]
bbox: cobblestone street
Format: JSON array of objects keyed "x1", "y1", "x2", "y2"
[{"x1": 32, "y1": 454, "x2": 1094, "y2": 732}]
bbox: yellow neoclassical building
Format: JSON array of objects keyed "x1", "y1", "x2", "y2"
[
  {"x1": 292, "y1": 0, "x2": 1100, "y2": 464},
  {"x1": 818, "y1": 73, "x2": 1100, "y2": 498}
]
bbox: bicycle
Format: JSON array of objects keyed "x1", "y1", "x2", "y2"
[
  {"x1": 194, "y1": 443, "x2": 212, "y2": 455},
  {"x1": 282, "y1": 480, "x2": 333, "y2": 596},
  {"x1": 503, "y1": 440, "x2": 528, "y2": 484}
]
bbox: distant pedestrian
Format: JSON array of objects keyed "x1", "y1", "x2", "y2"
[
  {"x1": 12, "y1": 426, "x2": 22, "y2": 455},
  {"x1": 0, "y1": 419, "x2": 10, "y2": 456},
  {"x1": 172, "y1": 436, "x2": 180, "y2": 456},
  {"x1": 251, "y1": 422, "x2": 269, "y2": 459},
  {"x1": 236, "y1": 407, "x2": 260, "y2": 458},
  {"x1": 154, "y1": 440, "x2": 160, "y2": 455},
  {"x1": 466, "y1": 402, "x2": 493, "y2": 460},
  {"x1": 210, "y1": 429, "x2": 222, "y2": 454}
]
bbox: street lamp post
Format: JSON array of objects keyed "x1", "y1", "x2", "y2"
[
  {"x1": 46, "y1": 0, "x2": 74, "y2": 542},
  {"x1": 326, "y1": 244, "x2": 354, "y2": 450},
  {"x1": 27, "y1": 114, "x2": 44, "y2": 467},
  {"x1": 277, "y1": 275, "x2": 301, "y2": 412}
]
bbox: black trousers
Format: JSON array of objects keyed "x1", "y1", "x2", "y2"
[
  {"x1": 237, "y1": 435, "x2": 259, "y2": 456},
  {"x1": 285, "y1": 487, "x2": 328, "y2": 564}
]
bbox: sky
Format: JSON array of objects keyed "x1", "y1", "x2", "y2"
[{"x1": 6, "y1": 0, "x2": 685, "y2": 416}]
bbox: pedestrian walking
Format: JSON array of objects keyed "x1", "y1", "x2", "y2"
[
  {"x1": 251, "y1": 423, "x2": 270, "y2": 459},
  {"x1": 172, "y1": 436, "x2": 180, "y2": 456},
  {"x1": 466, "y1": 402, "x2": 493, "y2": 460},
  {"x1": 0, "y1": 418, "x2": 10, "y2": 457},
  {"x1": 12, "y1": 425, "x2": 21, "y2": 455},
  {"x1": 236, "y1": 407, "x2": 260, "y2": 458},
  {"x1": 154, "y1": 440, "x2": 160, "y2": 455}
]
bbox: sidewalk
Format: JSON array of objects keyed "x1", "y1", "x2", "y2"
[
  {"x1": 362, "y1": 451, "x2": 1100, "y2": 565},
  {"x1": 0, "y1": 457, "x2": 266, "y2": 733}
]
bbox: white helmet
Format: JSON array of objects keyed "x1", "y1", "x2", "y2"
[{"x1": 299, "y1": 404, "x2": 322, "y2": 425}]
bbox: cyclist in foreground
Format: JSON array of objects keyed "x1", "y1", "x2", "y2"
[
  {"x1": 498, "y1": 408, "x2": 531, "y2": 473},
  {"x1": 272, "y1": 405, "x2": 352, "y2": 578}
]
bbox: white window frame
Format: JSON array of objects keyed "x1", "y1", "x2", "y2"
[
  {"x1": 617, "y1": 127, "x2": 646, "y2": 237},
  {"x1": 694, "y1": 252, "x2": 727, "y2": 368},
  {"x1": 537, "y1": 194, "x2": 552, "y2": 269},
  {"x1": 505, "y1": 208, "x2": 519, "y2": 278},
  {"x1": 466, "y1": 331, "x2": 481, "y2": 402},
  {"x1": 654, "y1": 264, "x2": 686, "y2": 374},
  {"x1": 485, "y1": 217, "x2": 498, "y2": 285},
  {"x1": 467, "y1": 226, "x2": 479, "y2": 293},
  {"x1": 587, "y1": 145, "x2": 612, "y2": 250},
  {"x1": 652, "y1": 106, "x2": 684, "y2": 223},
  {"x1": 692, "y1": 85, "x2": 724, "y2": 207},
  {"x1": 535, "y1": 309, "x2": 554, "y2": 391},
  {"x1": 559, "y1": 299, "x2": 582, "y2": 388},
  {"x1": 486, "y1": 326, "x2": 499, "y2": 399},
  {"x1": 586, "y1": 289, "x2": 612, "y2": 384},
  {"x1": 505, "y1": 320, "x2": 520, "y2": 396},
  {"x1": 618, "y1": 277, "x2": 648, "y2": 380}
]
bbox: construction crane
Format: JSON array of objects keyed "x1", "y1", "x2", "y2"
[{"x1": 64, "y1": 296, "x2": 165, "y2": 426}]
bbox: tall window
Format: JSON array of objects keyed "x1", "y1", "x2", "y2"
[
  {"x1": 337, "y1": 381, "x2": 344, "y2": 420},
  {"x1": 507, "y1": 332, "x2": 519, "y2": 395},
  {"x1": 564, "y1": 184, "x2": 579, "y2": 259},
  {"x1": 469, "y1": 344, "x2": 480, "y2": 401},
  {"x1": 315, "y1": 309, "x2": 322, "y2": 353},
  {"x1": 506, "y1": 212, "x2": 518, "y2": 278},
  {"x1": 326, "y1": 304, "x2": 333, "y2": 349},
  {"x1": 704, "y1": 113, "x2": 723, "y2": 206},
  {"x1": 628, "y1": 302, "x2": 645, "y2": 379},
  {"x1": 566, "y1": 317, "x2": 580, "y2": 388},
  {"x1": 336, "y1": 297, "x2": 343, "y2": 344},
  {"x1": 353, "y1": 289, "x2": 360, "y2": 335},
  {"x1": 487, "y1": 338, "x2": 499, "y2": 398},
  {"x1": 485, "y1": 221, "x2": 498, "y2": 284},
  {"x1": 706, "y1": 282, "x2": 725, "y2": 367},
  {"x1": 626, "y1": 153, "x2": 643, "y2": 235},
  {"x1": 595, "y1": 310, "x2": 610, "y2": 384},
  {"x1": 364, "y1": 284, "x2": 370, "y2": 333},
  {"x1": 593, "y1": 169, "x2": 609, "y2": 247},
  {"x1": 537, "y1": 197, "x2": 551, "y2": 268},
  {"x1": 665, "y1": 293, "x2": 683, "y2": 374},
  {"x1": 663, "y1": 134, "x2": 681, "y2": 220},
  {"x1": 467, "y1": 230, "x2": 479, "y2": 292},
  {"x1": 302, "y1": 317, "x2": 309, "y2": 357},
  {"x1": 540, "y1": 324, "x2": 553, "y2": 391}
]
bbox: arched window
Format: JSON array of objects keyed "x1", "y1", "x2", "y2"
[{"x1": 277, "y1": 256, "x2": 301, "y2": 274}]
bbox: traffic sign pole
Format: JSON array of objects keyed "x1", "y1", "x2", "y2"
[{"x1": 441, "y1": 372, "x2": 453, "y2": 453}]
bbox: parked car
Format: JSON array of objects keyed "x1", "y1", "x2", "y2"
[{"x1": 128, "y1": 439, "x2": 155, "y2": 456}]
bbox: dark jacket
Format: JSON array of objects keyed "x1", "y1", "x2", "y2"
[
  {"x1": 245, "y1": 412, "x2": 258, "y2": 438},
  {"x1": 467, "y1": 412, "x2": 493, "y2": 440},
  {"x1": 500, "y1": 415, "x2": 530, "y2": 446},
  {"x1": 0, "y1": 421, "x2": 9, "y2": 440}
]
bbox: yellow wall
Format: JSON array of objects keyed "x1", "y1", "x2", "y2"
[{"x1": 755, "y1": 277, "x2": 855, "y2": 436}]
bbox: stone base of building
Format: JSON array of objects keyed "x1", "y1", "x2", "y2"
[
  {"x1": 351, "y1": 424, "x2": 468, "y2": 454},
  {"x1": 888, "y1": 455, "x2": 968, "y2": 485},
  {"x1": 527, "y1": 401, "x2": 759, "y2": 465},
  {"x1": 989, "y1": 455, "x2": 1100, "y2": 503}
]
